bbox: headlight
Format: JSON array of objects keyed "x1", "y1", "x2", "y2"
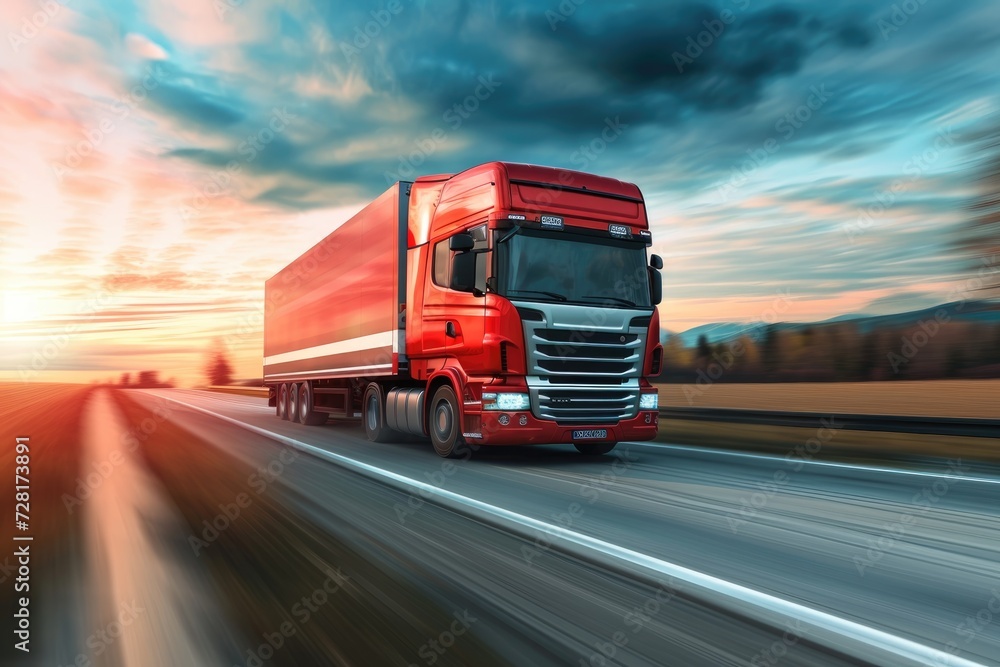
[
  {"x1": 483, "y1": 392, "x2": 530, "y2": 411},
  {"x1": 639, "y1": 393, "x2": 658, "y2": 410}
]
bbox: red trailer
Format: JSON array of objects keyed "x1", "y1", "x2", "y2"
[{"x1": 265, "y1": 162, "x2": 663, "y2": 457}]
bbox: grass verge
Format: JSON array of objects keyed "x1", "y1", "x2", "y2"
[{"x1": 657, "y1": 418, "x2": 1000, "y2": 465}]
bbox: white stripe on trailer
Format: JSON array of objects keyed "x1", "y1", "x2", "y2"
[
  {"x1": 263, "y1": 331, "x2": 394, "y2": 365},
  {"x1": 264, "y1": 363, "x2": 392, "y2": 379}
]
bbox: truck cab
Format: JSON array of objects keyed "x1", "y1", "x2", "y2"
[{"x1": 403, "y1": 162, "x2": 663, "y2": 456}]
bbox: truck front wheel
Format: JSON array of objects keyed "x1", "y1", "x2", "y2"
[
  {"x1": 430, "y1": 385, "x2": 465, "y2": 458},
  {"x1": 363, "y1": 383, "x2": 398, "y2": 443}
]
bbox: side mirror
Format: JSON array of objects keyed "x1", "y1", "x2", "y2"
[
  {"x1": 450, "y1": 233, "x2": 475, "y2": 252},
  {"x1": 650, "y1": 254, "x2": 663, "y2": 270},
  {"x1": 649, "y1": 267, "x2": 662, "y2": 305},
  {"x1": 450, "y1": 252, "x2": 478, "y2": 293}
]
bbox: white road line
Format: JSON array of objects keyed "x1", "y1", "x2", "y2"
[
  {"x1": 151, "y1": 393, "x2": 987, "y2": 667},
  {"x1": 633, "y1": 441, "x2": 1000, "y2": 485}
]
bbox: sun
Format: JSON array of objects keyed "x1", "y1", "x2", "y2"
[{"x1": 1, "y1": 290, "x2": 39, "y2": 324}]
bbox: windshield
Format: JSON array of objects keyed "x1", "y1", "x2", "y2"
[{"x1": 498, "y1": 229, "x2": 652, "y2": 308}]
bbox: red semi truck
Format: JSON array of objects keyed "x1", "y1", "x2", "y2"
[{"x1": 264, "y1": 161, "x2": 663, "y2": 457}]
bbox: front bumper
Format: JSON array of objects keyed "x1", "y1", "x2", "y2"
[{"x1": 463, "y1": 409, "x2": 659, "y2": 446}]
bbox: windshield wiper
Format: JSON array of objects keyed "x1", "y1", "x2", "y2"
[
  {"x1": 507, "y1": 289, "x2": 568, "y2": 301},
  {"x1": 582, "y1": 295, "x2": 638, "y2": 307}
]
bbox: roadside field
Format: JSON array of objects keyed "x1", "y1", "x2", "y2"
[{"x1": 657, "y1": 379, "x2": 1000, "y2": 419}]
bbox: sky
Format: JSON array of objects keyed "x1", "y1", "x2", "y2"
[{"x1": 0, "y1": 0, "x2": 998, "y2": 386}]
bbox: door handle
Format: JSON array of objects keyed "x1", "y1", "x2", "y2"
[{"x1": 446, "y1": 321, "x2": 457, "y2": 338}]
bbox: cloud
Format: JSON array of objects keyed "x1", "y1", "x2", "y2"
[{"x1": 125, "y1": 33, "x2": 169, "y2": 60}]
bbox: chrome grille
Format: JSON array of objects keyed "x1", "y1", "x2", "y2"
[
  {"x1": 530, "y1": 329, "x2": 643, "y2": 378},
  {"x1": 516, "y1": 304, "x2": 650, "y2": 424},
  {"x1": 536, "y1": 384, "x2": 638, "y2": 424}
]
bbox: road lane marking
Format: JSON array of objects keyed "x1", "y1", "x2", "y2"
[
  {"x1": 152, "y1": 393, "x2": 988, "y2": 667},
  {"x1": 631, "y1": 441, "x2": 1000, "y2": 485}
]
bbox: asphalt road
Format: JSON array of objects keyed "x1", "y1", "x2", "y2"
[{"x1": 114, "y1": 388, "x2": 1000, "y2": 666}]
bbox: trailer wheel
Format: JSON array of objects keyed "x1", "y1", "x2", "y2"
[
  {"x1": 574, "y1": 442, "x2": 617, "y2": 456},
  {"x1": 429, "y1": 385, "x2": 465, "y2": 458},
  {"x1": 297, "y1": 383, "x2": 327, "y2": 425},
  {"x1": 288, "y1": 383, "x2": 300, "y2": 423},
  {"x1": 278, "y1": 383, "x2": 290, "y2": 420},
  {"x1": 363, "y1": 383, "x2": 398, "y2": 443}
]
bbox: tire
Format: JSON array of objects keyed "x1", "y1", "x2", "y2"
[
  {"x1": 278, "y1": 383, "x2": 290, "y2": 421},
  {"x1": 288, "y1": 383, "x2": 300, "y2": 423},
  {"x1": 363, "y1": 383, "x2": 398, "y2": 443},
  {"x1": 574, "y1": 442, "x2": 617, "y2": 456},
  {"x1": 297, "y1": 383, "x2": 327, "y2": 425},
  {"x1": 429, "y1": 385, "x2": 465, "y2": 458}
]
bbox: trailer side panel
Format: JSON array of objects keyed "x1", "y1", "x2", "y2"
[{"x1": 263, "y1": 183, "x2": 409, "y2": 381}]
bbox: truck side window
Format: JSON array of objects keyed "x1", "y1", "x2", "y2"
[
  {"x1": 433, "y1": 240, "x2": 451, "y2": 287},
  {"x1": 432, "y1": 224, "x2": 488, "y2": 291}
]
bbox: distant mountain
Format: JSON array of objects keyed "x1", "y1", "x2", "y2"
[
  {"x1": 671, "y1": 322, "x2": 763, "y2": 347},
  {"x1": 672, "y1": 300, "x2": 1000, "y2": 347}
]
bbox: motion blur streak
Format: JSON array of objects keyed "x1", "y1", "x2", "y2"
[
  {"x1": 640, "y1": 443, "x2": 1000, "y2": 485},
  {"x1": 153, "y1": 392, "x2": 991, "y2": 667},
  {"x1": 80, "y1": 391, "x2": 228, "y2": 666}
]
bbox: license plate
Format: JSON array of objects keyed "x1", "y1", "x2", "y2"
[{"x1": 572, "y1": 429, "x2": 608, "y2": 440}]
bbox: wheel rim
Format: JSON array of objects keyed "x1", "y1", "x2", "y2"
[
  {"x1": 366, "y1": 394, "x2": 378, "y2": 432},
  {"x1": 299, "y1": 387, "x2": 307, "y2": 421},
  {"x1": 280, "y1": 385, "x2": 287, "y2": 416},
  {"x1": 434, "y1": 400, "x2": 452, "y2": 440}
]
